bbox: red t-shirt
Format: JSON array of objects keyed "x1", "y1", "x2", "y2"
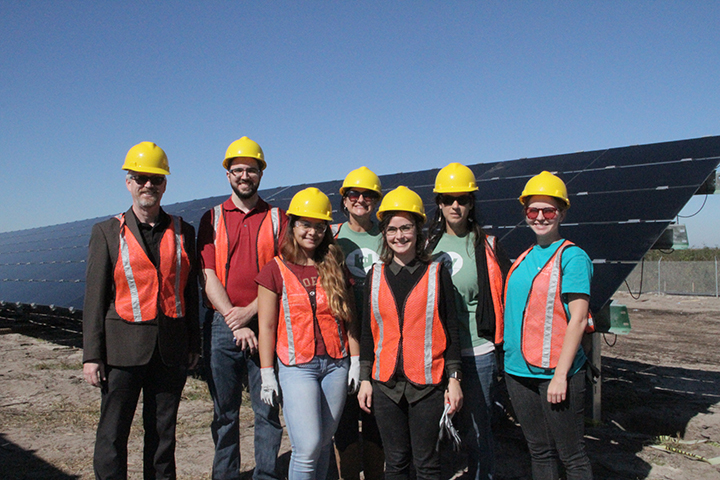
[
  {"x1": 197, "y1": 197, "x2": 287, "y2": 307},
  {"x1": 256, "y1": 260, "x2": 328, "y2": 356}
]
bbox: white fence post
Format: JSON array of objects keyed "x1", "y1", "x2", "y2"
[{"x1": 658, "y1": 258, "x2": 662, "y2": 293}]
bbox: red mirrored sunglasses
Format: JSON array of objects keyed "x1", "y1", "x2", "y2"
[{"x1": 525, "y1": 207, "x2": 559, "y2": 220}]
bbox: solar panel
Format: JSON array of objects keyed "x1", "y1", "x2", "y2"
[{"x1": 1, "y1": 136, "x2": 719, "y2": 315}]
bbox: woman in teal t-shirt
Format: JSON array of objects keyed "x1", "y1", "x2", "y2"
[
  {"x1": 425, "y1": 163, "x2": 510, "y2": 480},
  {"x1": 503, "y1": 171, "x2": 593, "y2": 480}
]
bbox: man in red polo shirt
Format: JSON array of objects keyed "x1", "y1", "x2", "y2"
[{"x1": 197, "y1": 136, "x2": 288, "y2": 480}]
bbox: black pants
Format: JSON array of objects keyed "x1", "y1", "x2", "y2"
[
  {"x1": 93, "y1": 348, "x2": 187, "y2": 480},
  {"x1": 334, "y1": 394, "x2": 383, "y2": 451},
  {"x1": 373, "y1": 387, "x2": 444, "y2": 480},
  {"x1": 505, "y1": 371, "x2": 592, "y2": 480}
]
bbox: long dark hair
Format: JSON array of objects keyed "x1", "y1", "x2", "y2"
[
  {"x1": 425, "y1": 192, "x2": 486, "y2": 254},
  {"x1": 378, "y1": 211, "x2": 431, "y2": 264}
]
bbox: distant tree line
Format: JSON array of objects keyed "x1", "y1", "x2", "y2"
[{"x1": 644, "y1": 247, "x2": 720, "y2": 262}]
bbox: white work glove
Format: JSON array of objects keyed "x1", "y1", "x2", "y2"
[
  {"x1": 436, "y1": 402, "x2": 462, "y2": 452},
  {"x1": 347, "y1": 356, "x2": 360, "y2": 395},
  {"x1": 260, "y1": 367, "x2": 279, "y2": 407}
]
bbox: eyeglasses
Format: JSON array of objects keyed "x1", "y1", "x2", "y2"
[
  {"x1": 228, "y1": 166, "x2": 260, "y2": 177},
  {"x1": 525, "y1": 207, "x2": 559, "y2": 220},
  {"x1": 346, "y1": 189, "x2": 380, "y2": 202},
  {"x1": 385, "y1": 224, "x2": 415, "y2": 236},
  {"x1": 130, "y1": 174, "x2": 166, "y2": 186},
  {"x1": 439, "y1": 194, "x2": 473, "y2": 206},
  {"x1": 294, "y1": 219, "x2": 328, "y2": 235}
]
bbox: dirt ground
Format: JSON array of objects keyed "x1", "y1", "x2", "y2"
[{"x1": 1, "y1": 292, "x2": 720, "y2": 479}]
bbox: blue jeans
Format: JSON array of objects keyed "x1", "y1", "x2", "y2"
[
  {"x1": 506, "y1": 371, "x2": 593, "y2": 480},
  {"x1": 204, "y1": 311, "x2": 283, "y2": 480},
  {"x1": 278, "y1": 355, "x2": 349, "y2": 480},
  {"x1": 457, "y1": 352, "x2": 497, "y2": 480}
]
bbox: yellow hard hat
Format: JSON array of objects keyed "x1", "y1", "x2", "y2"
[
  {"x1": 287, "y1": 187, "x2": 333, "y2": 221},
  {"x1": 121, "y1": 142, "x2": 170, "y2": 175},
  {"x1": 223, "y1": 136, "x2": 266, "y2": 171},
  {"x1": 434, "y1": 162, "x2": 478, "y2": 193},
  {"x1": 340, "y1": 166, "x2": 383, "y2": 196},
  {"x1": 377, "y1": 186, "x2": 426, "y2": 221},
  {"x1": 519, "y1": 171, "x2": 570, "y2": 207}
]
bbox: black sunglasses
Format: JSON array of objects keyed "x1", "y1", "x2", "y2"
[
  {"x1": 345, "y1": 189, "x2": 380, "y2": 201},
  {"x1": 130, "y1": 174, "x2": 166, "y2": 186},
  {"x1": 438, "y1": 194, "x2": 473, "y2": 206}
]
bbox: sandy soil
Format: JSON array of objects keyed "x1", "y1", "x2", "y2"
[{"x1": 1, "y1": 292, "x2": 720, "y2": 479}]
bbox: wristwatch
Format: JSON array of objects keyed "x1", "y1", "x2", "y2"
[{"x1": 449, "y1": 371, "x2": 462, "y2": 382}]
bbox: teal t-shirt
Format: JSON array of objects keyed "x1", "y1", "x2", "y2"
[
  {"x1": 503, "y1": 239, "x2": 592, "y2": 379},
  {"x1": 432, "y1": 233, "x2": 490, "y2": 351},
  {"x1": 335, "y1": 222, "x2": 382, "y2": 310}
]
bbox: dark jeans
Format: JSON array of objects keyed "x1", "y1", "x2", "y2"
[
  {"x1": 94, "y1": 348, "x2": 187, "y2": 480},
  {"x1": 373, "y1": 386, "x2": 444, "y2": 480},
  {"x1": 456, "y1": 353, "x2": 496, "y2": 480},
  {"x1": 505, "y1": 371, "x2": 593, "y2": 480},
  {"x1": 204, "y1": 311, "x2": 283, "y2": 480}
]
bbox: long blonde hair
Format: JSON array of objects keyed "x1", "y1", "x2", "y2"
[{"x1": 280, "y1": 216, "x2": 355, "y2": 323}]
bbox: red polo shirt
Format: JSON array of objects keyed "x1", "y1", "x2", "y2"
[{"x1": 198, "y1": 197, "x2": 287, "y2": 308}]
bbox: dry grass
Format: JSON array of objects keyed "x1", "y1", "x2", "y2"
[{"x1": 0, "y1": 399, "x2": 99, "y2": 431}]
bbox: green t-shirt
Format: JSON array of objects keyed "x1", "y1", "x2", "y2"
[
  {"x1": 335, "y1": 222, "x2": 383, "y2": 311},
  {"x1": 432, "y1": 233, "x2": 490, "y2": 350}
]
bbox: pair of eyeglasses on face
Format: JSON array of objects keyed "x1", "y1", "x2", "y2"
[
  {"x1": 228, "y1": 166, "x2": 261, "y2": 177},
  {"x1": 294, "y1": 219, "x2": 328, "y2": 234},
  {"x1": 346, "y1": 189, "x2": 380, "y2": 202},
  {"x1": 385, "y1": 224, "x2": 415, "y2": 236},
  {"x1": 525, "y1": 207, "x2": 559, "y2": 220},
  {"x1": 439, "y1": 194, "x2": 473, "y2": 206},
  {"x1": 130, "y1": 174, "x2": 166, "y2": 186}
]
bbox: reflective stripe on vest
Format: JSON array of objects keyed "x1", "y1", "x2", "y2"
[
  {"x1": 330, "y1": 222, "x2": 343, "y2": 239},
  {"x1": 485, "y1": 235, "x2": 506, "y2": 344},
  {"x1": 370, "y1": 262, "x2": 446, "y2": 385},
  {"x1": 505, "y1": 240, "x2": 574, "y2": 369},
  {"x1": 212, "y1": 205, "x2": 281, "y2": 289},
  {"x1": 212, "y1": 205, "x2": 228, "y2": 286},
  {"x1": 274, "y1": 258, "x2": 348, "y2": 366},
  {"x1": 114, "y1": 214, "x2": 190, "y2": 322}
]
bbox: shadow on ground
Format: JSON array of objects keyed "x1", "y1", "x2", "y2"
[{"x1": 0, "y1": 433, "x2": 80, "y2": 480}]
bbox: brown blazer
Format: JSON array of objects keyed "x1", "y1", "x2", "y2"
[{"x1": 82, "y1": 207, "x2": 200, "y2": 367}]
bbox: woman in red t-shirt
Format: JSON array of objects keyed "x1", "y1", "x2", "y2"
[{"x1": 257, "y1": 187, "x2": 359, "y2": 480}]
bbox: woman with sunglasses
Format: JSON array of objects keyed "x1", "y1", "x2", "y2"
[
  {"x1": 425, "y1": 163, "x2": 510, "y2": 480},
  {"x1": 357, "y1": 186, "x2": 462, "y2": 480},
  {"x1": 330, "y1": 167, "x2": 385, "y2": 480},
  {"x1": 503, "y1": 171, "x2": 593, "y2": 480},
  {"x1": 257, "y1": 187, "x2": 359, "y2": 480}
]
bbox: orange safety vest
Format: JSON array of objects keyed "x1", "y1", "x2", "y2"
[
  {"x1": 113, "y1": 213, "x2": 191, "y2": 323},
  {"x1": 485, "y1": 235, "x2": 506, "y2": 344},
  {"x1": 330, "y1": 222, "x2": 343, "y2": 239},
  {"x1": 504, "y1": 240, "x2": 594, "y2": 369},
  {"x1": 369, "y1": 262, "x2": 447, "y2": 385},
  {"x1": 212, "y1": 204, "x2": 281, "y2": 288},
  {"x1": 274, "y1": 258, "x2": 349, "y2": 366}
]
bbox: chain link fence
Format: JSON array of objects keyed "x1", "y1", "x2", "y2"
[{"x1": 624, "y1": 258, "x2": 720, "y2": 297}]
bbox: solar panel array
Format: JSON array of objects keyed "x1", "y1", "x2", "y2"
[{"x1": 2, "y1": 136, "x2": 719, "y2": 314}]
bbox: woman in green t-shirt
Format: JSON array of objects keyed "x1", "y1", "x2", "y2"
[
  {"x1": 330, "y1": 167, "x2": 385, "y2": 480},
  {"x1": 425, "y1": 162, "x2": 510, "y2": 480}
]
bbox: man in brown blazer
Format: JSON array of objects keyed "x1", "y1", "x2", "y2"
[{"x1": 82, "y1": 142, "x2": 200, "y2": 480}]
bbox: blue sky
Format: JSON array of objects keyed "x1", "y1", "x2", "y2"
[{"x1": 2, "y1": 1, "x2": 719, "y2": 246}]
